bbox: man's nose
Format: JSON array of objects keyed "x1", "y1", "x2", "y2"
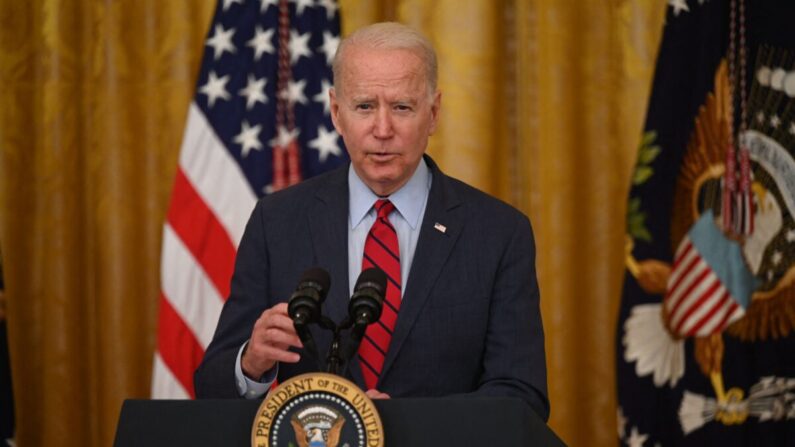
[{"x1": 372, "y1": 108, "x2": 394, "y2": 139}]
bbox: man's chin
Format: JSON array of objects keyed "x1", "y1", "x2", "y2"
[{"x1": 362, "y1": 173, "x2": 405, "y2": 196}]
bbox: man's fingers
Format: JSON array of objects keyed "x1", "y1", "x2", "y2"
[
  {"x1": 242, "y1": 334, "x2": 301, "y2": 377},
  {"x1": 260, "y1": 345, "x2": 300, "y2": 364},
  {"x1": 242, "y1": 303, "x2": 306, "y2": 377},
  {"x1": 271, "y1": 302, "x2": 289, "y2": 312},
  {"x1": 253, "y1": 326, "x2": 302, "y2": 349},
  {"x1": 253, "y1": 306, "x2": 302, "y2": 348},
  {"x1": 365, "y1": 389, "x2": 391, "y2": 400},
  {"x1": 265, "y1": 314, "x2": 302, "y2": 340}
]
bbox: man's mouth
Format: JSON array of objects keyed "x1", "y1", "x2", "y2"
[{"x1": 368, "y1": 152, "x2": 398, "y2": 161}]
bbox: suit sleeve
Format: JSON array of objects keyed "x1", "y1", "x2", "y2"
[
  {"x1": 472, "y1": 213, "x2": 550, "y2": 421},
  {"x1": 194, "y1": 200, "x2": 271, "y2": 398}
]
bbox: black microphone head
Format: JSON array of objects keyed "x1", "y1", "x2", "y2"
[
  {"x1": 349, "y1": 267, "x2": 387, "y2": 325},
  {"x1": 289, "y1": 267, "x2": 331, "y2": 325},
  {"x1": 299, "y1": 267, "x2": 331, "y2": 302},
  {"x1": 355, "y1": 267, "x2": 387, "y2": 295},
  {"x1": 341, "y1": 268, "x2": 388, "y2": 361}
]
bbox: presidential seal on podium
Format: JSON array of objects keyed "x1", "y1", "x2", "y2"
[{"x1": 251, "y1": 373, "x2": 384, "y2": 447}]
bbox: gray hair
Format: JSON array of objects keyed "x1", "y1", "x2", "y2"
[{"x1": 332, "y1": 22, "x2": 438, "y2": 95}]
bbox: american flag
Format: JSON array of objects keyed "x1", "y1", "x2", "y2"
[
  {"x1": 152, "y1": 0, "x2": 347, "y2": 399},
  {"x1": 663, "y1": 210, "x2": 754, "y2": 338}
]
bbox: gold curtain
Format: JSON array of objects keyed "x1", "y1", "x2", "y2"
[
  {"x1": 0, "y1": 1, "x2": 215, "y2": 445},
  {"x1": 0, "y1": 1, "x2": 664, "y2": 446}
]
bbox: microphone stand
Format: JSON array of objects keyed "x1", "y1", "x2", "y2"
[
  {"x1": 296, "y1": 311, "x2": 359, "y2": 376},
  {"x1": 315, "y1": 316, "x2": 338, "y2": 373},
  {"x1": 326, "y1": 316, "x2": 358, "y2": 376}
]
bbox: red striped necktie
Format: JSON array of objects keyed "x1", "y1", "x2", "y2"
[{"x1": 358, "y1": 199, "x2": 401, "y2": 389}]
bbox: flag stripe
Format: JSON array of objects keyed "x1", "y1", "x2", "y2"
[
  {"x1": 687, "y1": 292, "x2": 734, "y2": 336},
  {"x1": 156, "y1": 294, "x2": 205, "y2": 399},
  {"x1": 167, "y1": 168, "x2": 236, "y2": 300},
  {"x1": 669, "y1": 270, "x2": 720, "y2": 329},
  {"x1": 151, "y1": 352, "x2": 191, "y2": 399},
  {"x1": 670, "y1": 240, "x2": 695, "y2": 274},
  {"x1": 667, "y1": 243, "x2": 699, "y2": 294},
  {"x1": 720, "y1": 303, "x2": 745, "y2": 331},
  {"x1": 667, "y1": 259, "x2": 711, "y2": 319},
  {"x1": 665, "y1": 244, "x2": 700, "y2": 307},
  {"x1": 161, "y1": 223, "x2": 225, "y2": 348},
  {"x1": 672, "y1": 236, "x2": 694, "y2": 261},
  {"x1": 674, "y1": 281, "x2": 725, "y2": 335},
  {"x1": 178, "y1": 103, "x2": 257, "y2": 246}
]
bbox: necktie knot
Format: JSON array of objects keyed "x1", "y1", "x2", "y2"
[{"x1": 374, "y1": 199, "x2": 395, "y2": 219}]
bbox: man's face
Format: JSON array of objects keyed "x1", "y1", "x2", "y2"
[{"x1": 330, "y1": 45, "x2": 441, "y2": 196}]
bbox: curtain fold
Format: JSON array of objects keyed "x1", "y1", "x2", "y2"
[
  {"x1": 0, "y1": 2, "x2": 215, "y2": 445},
  {"x1": 511, "y1": 2, "x2": 665, "y2": 444},
  {"x1": 0, "y1": 1, "x2": 664, "y2": 445}
]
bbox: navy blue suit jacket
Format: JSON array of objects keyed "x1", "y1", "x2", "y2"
[{"x1": 194, "y1": 156, "x2": 549, "y2": 421}]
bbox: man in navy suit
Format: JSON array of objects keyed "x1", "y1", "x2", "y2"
[{"x1": 194, "y1": 22, "x2": 549, "y2": 421}]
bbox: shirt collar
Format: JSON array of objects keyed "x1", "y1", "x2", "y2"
[{"x1": 349, "y1": 158, "x2": 431, "y2": 230}]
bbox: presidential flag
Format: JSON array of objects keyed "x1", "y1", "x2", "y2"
[
  {"x1": 152, "y1": 0, "x2": 347, "y2": 399},
  {"x1": 618, "y1": 0, "x2": 795, "y2": 445}
]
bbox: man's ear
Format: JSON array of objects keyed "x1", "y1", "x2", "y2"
[
  {"x1": 428, "y1": 90, "x2": 442, "y2": 135},
  {"x1": 329, "y1": 87, "x2": 341, "y2": 133}
]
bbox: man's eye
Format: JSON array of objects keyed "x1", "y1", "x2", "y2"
[
  {"x1": 395, "y1": 104, "x2": 411, "y2": 111},
  {"x1": 356, "y1": 103, "x2": 372, "y2": 110}
]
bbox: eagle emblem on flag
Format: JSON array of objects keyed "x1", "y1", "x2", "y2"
[{"x1": 623, "y1": 49, "x2": 795, "y2": 435}]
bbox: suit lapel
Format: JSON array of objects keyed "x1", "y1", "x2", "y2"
[
  {"x1": 379, "y1": 157, "x2": 464, "y2": 381},
  {"x1": 306, "y1": 166, "x2": 356, "y2": 378},
  {"x1": 308, "y1": 167, "x2": 350, "y2": 323}
]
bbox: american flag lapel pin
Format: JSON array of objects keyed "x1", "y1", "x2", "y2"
[{"x1": 434, "y1": 223, "x2": 447, "y2": 234}]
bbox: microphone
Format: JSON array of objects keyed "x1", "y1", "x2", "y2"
[
  {"x1": 340, "y1": 268, "x2": 387, "y2": 364},
  {"x1": 349, "y1": 267, "x2": 388, "y2": 326},
  {"x1": 289, "y1": 268, "x2": 330, "y2": 368},
  {"x1": 288, "y1": 267, "x2": 331, "y2": 326}
]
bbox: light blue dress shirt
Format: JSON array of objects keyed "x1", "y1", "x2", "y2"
[
  {"x1": 347, "y1": 159, "x2": 431, "y2": 297},
  {"x1": 235, "y1": 159, "x2": 432, "y2": 398}
]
